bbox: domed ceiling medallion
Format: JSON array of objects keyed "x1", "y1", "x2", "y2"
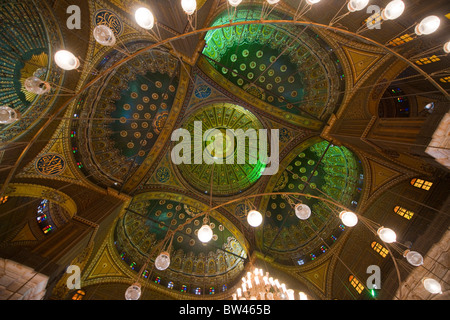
[
  {"x1": 259, "y1": 139, "x2": 364, "y2": 265},
  {"x1": 175, "y1": 103, "x2": 267, "y2": 197},
  {"x1": 114, "y1": 192, "x2": 248, "y2": 289},
  {"x1": 202, "y1": 7, "x2": 344, "y2": 122},
  {"x1": 71, "y1": 50, "x2": 180, "y2": 187}
]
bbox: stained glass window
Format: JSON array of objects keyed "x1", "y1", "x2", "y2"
[
  {"x1": 410, "y1": 178, "x2": 433, "y2": 191},
  {"x1": 167, "y1": 281, "x2": 174, "y2": 289},
  {"x1": 371, "y1": 241, "x2": 389, "y2": 258},
  {"x1": 0, "y1": 196, "x2": 9, "y2": 204},
  {"x1": 72, "y1": 290, "x2": 85, "y2": 300},
  {"x1": 349, "y1": 275, "x2": 364, "y2": 294},
  {"x1": 394, "y1": 206, "x2": 414, "y2": 220}
]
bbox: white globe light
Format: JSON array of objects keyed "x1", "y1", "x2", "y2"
[
  {"x1": 306, "y1": 0, "x2": 321, "y2": 5},
  {"x1": 24, "y1": 76, "x2": 51, "y2": 95},
  {"x1": 135, "y1": 7, "x2": 155, "y2": 30},
  {"x1": 377, "y1": 227, "x2": 397, "y2": 243},
  {"x1": 181, "y1": 0, "x2": 197, "y2": 15},
  {"x1": 54, "y1": 50, "x2": 80, "y2": 70},
  {"x1": 125, "y1": 283, "x2": 141, "y2": 300},
  {"x1": 295, "y1": 204, "x2": 311, "y2": 220},
  {"x1": 198, "y1": 224, "x2": 213, "y2": 243},
  {"x1": 339, "y1": 211, "x2": 358, "y2": 227},
  {"x1": 347, "y1": 0, "x2": 369, "y2": 12},
  {"x1": 228, "y1": 0, "x2": 242, "y2": 7},
  {"x1": 423, "y1": 278, "x2": 442, "y2": 294},
  {"x1": 404, "y1": 250, "x2": 424, "y2": 267},
  {"x1": 0, "y1": 106, "x2": 21, "y2": 124},
  {"x1": 93, "y1": 25, "x2": 116, "y2": 46},
  {"x1": 443, "y1": 41, "x2": 450, "y2": 54},
  {"x1": 381, "y1": 0, "x2": 405, "y2": 20},
  {"x1": 247, "y1": 210, "x2": 263, "y2": 227},
  {"x1": 415, "y1": 16, "x2": 441, "y2": 36},
  {"x1": 155, "y1": 251, "x2": 171, "y2": 270},
  {"x1": 267, "y1": 0, "x2": 280, "y2": 4}
]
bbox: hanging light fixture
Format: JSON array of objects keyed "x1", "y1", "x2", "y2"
[
  {"x1": 423, "y1": 278, "x2": 442, "y2": 294},
  {"x1": 415, "y1": 15, "x2": 441, "y2": 35},
  {"x1": 181, "y1": 0, "x2": 197, "y2": 15},
  {"x1": 232, "y1": 267, "x2": 308, "y2": 300},
  {"x1": 247, "y1": 210, "x2": 263, "y2": 227},
  {"x1": 93, "y1": 25, "x2": 116, "y2": 46},
  {"x1": 54, "y1": 50, "x2": 80, "y2": 70},
  {"x1": 154, "y1": 251, "x2": 171, "y2": 271},
  {"x1": 198, "y1": 224, "x2": 213, "y2": 243},
  {"x1": 294, "y1": 203, "x2": 311, "y2": 220},
  {"x1": 306, "y1": 0, "x2": 321, "y2": 5},
  {"x1": 381, "y1": 0, "x2": 405, "y2": 20},
  {"x1": 339, "y1": 211, "x2": 358, "y2": 227},
  {"x1": 348, "y1": 0, "x2": 370, "y2": 12},
  {"x1": 443, "y1": 41, "x2": 450, "y2": 54},
  {"x1": 377, "y1": 227, "x2": 397, "y2": 243},
  {"x1": 135, "y1": 7, "x2": 155, "y2": 30},
  {"x1": 228, "y1": 0, "x2": 242, "y2": 7},
  {"x1": 0, "y1": 105, "x2": 21, "y2": 124},
  {"x1": 125, "y1": 283, "x2": 142, "y2": 300},
  {"x1": 403, "y1": 250, "x2": 424, "y2": 266},
  {"x1": 24, "y1": 76, "x2": 51, "y2": 95}
]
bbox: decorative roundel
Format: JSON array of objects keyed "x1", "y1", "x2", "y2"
[
  {"x1": 155, "y1": 167, "x2": 170, "y2": 183},
  {"x1": 35, "y1": 153, "x2": 66, "y2": 176},
  {"x1": 94, "y1": 9, "x2": 123, "y2": 36},
  {"x1": 194, "y1": 84, "x2": 212, "y2": 99}
]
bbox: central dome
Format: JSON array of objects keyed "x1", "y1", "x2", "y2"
[{"x1": 175, "y1": 103, "x2": 267, "y2": 196}]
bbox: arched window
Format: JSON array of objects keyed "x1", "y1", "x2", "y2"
[
  {"x1": 72, "y1": 290, "x2": 85, "y2": 300},
  {"x1": 195, "y1": 287, "x2": 202, "y2": 295},
  {"x1": 394, "y1": 206, "x2": 414, "y2": 220},
  {"x1": 222, "y1": 284, "x2": 227, "y2": 292},
  {"x1": 349, "y1": 275, "x2": 364, "y2": 294},
  {"x1": 154, "y1": 276, "x2": 161, "y2": 284},
  {"x1": 209, "y1": 287, "x2": 215, "y2": 295},
  {"x1": 410, "y1": 178, "x2": 433, "y2": 191},
  {"x1": 371, "y1": 241, "x2": 389, "y2": 258},
  {"x1": 181, "y1": 285, "x2": 187, "y2": 293},
  {"x1": 167, "y1": 281, "x2": 174, "y2": 289}
]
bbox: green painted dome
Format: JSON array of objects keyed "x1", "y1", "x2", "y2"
[{"x1": 175, "y1": 102, "x2": 267, "y2": 196}]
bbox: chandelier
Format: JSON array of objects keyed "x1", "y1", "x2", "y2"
[{"x1": 232, "y1": 267, "x2": 309, "y2": 300}]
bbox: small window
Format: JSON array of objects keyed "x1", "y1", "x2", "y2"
[
  {"x1": 371, "y1": 241, "x2": 389, "y2": 258},
  {"x1": 0, "y1": 196, "x2": 9, "y2": 204},
  {"x1": 387, "y1": 34, "x2": 413, "y2": 47},
  {"x1": 415, "y1": 55, "x2": 441, "y2": 65},
  {"x1": 410, "y1": 179, "x2": 433, "y2": 191},
  {"x1": 195, "y1": 287, "x2": 202, "y2": 295},
  {"x1": 394, "y1": 206, "x2": 414, "y2": 220},
  {"x1": 167, "y1": 281, "x2": 174, "y2": 289},
  {"x1": 349, "y1": 275, "x2": 364, "y2": 294},
  {"x1": 72, "y1": 290, "x2": 85, "y2": 300}
]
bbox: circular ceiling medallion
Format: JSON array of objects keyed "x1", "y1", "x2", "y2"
[
  {"x1": 35, "y1": 153, "x2": 66, "y2": 176},
  {"x1": 175, "y1": 103, "x2": 266, "y2": 196}
]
